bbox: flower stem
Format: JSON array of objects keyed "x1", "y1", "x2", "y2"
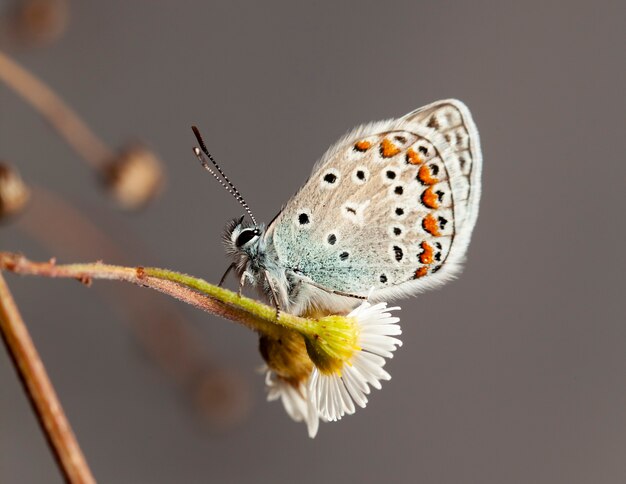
[
  {"x1": 0, "y1": 272, "x2": 96, "y2": 484},
  {"x1": 0, "y1": 252, "x2": 320, "y2": 340},
  {"x1": 0, "y1": 252, "x2": 360, "y2": 391}
]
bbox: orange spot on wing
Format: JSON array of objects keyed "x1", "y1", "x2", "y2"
[
  {"x1": 422, "y1": 213, "x2": 441, "y2": 236},
  {"x1": 419, "y1": 241, "x2": 434, "y2": 264},
  {"x1": 354, "y1": 140, "x2": 371, "y2": 152},
  {"x1": 405, "y1": 148, "x2": 423, "y2": 165},
  {"x1": 420, "y1": 187, "x2": 439, "y2": 209},
  {"x1": 380, "y1": 138, "x2": 401, "y2": 158},
  {"x1": 417, "y1": 165, "x2": 438, "y2": 185},
  {"x1": 415, "y1": 266, "x2": 428, "y2": 278}
]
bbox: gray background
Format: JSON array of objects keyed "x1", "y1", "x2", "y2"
[{"x1": 1, "y1": 1, "x2": 625, "y2": 483}]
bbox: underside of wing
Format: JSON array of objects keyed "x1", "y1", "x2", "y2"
[
  {"x1": 267, "y1": 99, "x2": 482, "y2": 304},
  {"x1": 402, "y1": 99, "x2": 482, "y2": 232}
]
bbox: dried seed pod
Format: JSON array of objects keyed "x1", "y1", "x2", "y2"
[
  {"x1": 6, "y1": 0, "x2": 69, "y2": 46},
  {"x1": 100, "y1": 143, "x2": 164, "y2": 210},
  {"x1": 0, "y1": 162, "x2": 30, "y2": 221},
  {"x1": 191, "y1": 367, "x2": 252, "y2": 430}
]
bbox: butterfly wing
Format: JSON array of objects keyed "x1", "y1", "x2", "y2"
[
  {"x1": 401, "y1": 99, "x2": 482, "y2": 233},
  {"x1": 266, "y1": 99, "x2": 482, "y2": 308}
]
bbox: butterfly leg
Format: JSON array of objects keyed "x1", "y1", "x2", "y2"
[
  {"x1": 263, "y1": 270, "x2": 281, "y2": 320},
  {"x1": 219, "y1": 263, "x2": 236, "y2": 287},
  {"x1": 303, "y1": 279, "x2": 368, "y2": 300},
  {"x1": 238, "y1": 271, "x2": 251, "y2": 297}
]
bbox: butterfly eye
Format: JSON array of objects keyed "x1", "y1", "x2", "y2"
[{"x1": 236, "y1": 228, "x2": 260, "y2": 247}]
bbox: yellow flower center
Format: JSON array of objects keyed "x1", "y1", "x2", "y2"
[{"x1": 304, "y1": 315, "x2": 360, "y2": 376}]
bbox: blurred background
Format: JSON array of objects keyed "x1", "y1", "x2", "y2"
[{"x1": 1, "y1": 1, "x2": 625, "y2": 482}]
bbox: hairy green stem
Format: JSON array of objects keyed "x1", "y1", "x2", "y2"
[{"x1": 0, "y1": 253, "x2": 349, "y2": 346}]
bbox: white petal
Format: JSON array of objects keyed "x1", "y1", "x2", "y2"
[
  {"x1": 308, "y1": 301, "x2": 402, "y2": 427},
  {"x1": 337, "y1": 376, "x2": 356, "y2": 415},
  {"x1": 305, "y1": 393, "x2": 320, "y2": 438},
  {"x1": 264, "y1": 301, "x2": 402, "y2": 437},
  {"x1": 342, "y1": 366, "x2": 369, "y2": 408},
  {"x1": 263, "y1": 368, "x2": 320, "y2": 437}
]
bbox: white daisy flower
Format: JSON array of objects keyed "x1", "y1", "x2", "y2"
[
  {"x1": 309, "y1": 301, "x2": 402, "y2": 422},
  {"x1": 264, "y1": 369, "x2": 319, "y2": 438},
  {"x1": 263, "y1": 300, "x2": 402, "y2": 437}
]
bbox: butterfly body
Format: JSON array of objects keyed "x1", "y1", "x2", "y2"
[
  {"x1": 222, "y1": 99, "x2": 482, "y2": 316},
  {"x1": 224, "y1": 219, "x2": 352, "y2": 316}
]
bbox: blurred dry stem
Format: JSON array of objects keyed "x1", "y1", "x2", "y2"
[
  {"x1": 0, "y1": 162, "x2": 30, "y2": 220},
  {"x1": 0, "y1": 272, "x2": 96, "y2": 484},
  {"x1": 0, "y1": 47, "x2": 112, "y2": 167},
  {"x1": 0, "y1": 48, "x2": 164, "y2": 208}
]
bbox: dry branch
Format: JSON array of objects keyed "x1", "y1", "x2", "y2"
[{"x1": 0, "y1": 272, "x2": 96, "y2": 484}]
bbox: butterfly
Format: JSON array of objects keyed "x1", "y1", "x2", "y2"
[{"x1": 193, "y1": 99, "x2": 482, "y2": 318}]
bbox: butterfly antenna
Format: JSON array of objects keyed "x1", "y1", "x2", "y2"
[
  {"x1": 192, "y1": 126, "x2": 247, "y2": 201},
  {"x1": 192, "y1": 147, "x2": 258, "y2": 226},
  {"x1": 191, "y1": 126, "x2": 258, "y2": 226}
]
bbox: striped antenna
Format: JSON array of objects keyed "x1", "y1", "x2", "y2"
[{"x1": 191, "y1": 126, "x2": 257, "y2": 226}]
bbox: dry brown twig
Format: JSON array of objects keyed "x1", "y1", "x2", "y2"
[{"x1": 0, "y1": 272, "x2": 96, "y2": 484}]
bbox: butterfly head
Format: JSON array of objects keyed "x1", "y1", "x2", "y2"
[{"x1": 224, "y1": 215, "x2": 265, "y2": 259}]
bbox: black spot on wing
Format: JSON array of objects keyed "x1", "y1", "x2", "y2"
[{"x1": 323, "y1": 173, "x2": 337, "y2": 183}]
